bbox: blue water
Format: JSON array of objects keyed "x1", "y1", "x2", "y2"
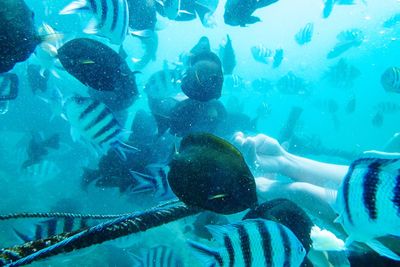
[{"x1": 1, "y1": 0, "x2": 400, "y2": 266}]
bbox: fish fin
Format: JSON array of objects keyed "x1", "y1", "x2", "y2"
[
  {"x1": 325, "y1": 251, "x2": 350, "y2": 267},
  {"x1": 188, "y1": 240, "x2": 222, "y2": 267},
  {"x1": 83, "y1": 18, "x2": 99, "y2": 35},
  {"x1": 69, "y1": 127, "x2": 80, "y2": 143},
  {"x1": 129, "y1": 170, "x2": 155, "y2": 193},
  {"x1": 13, "y1": 228, "x2": 33, "y2": 243},
  {"x1": 59, "y1": 0, "x2": 89, "y2": 15},
  {"x1": 362, "y1": 150, "x2": 400, "y2": 159},
  {"x1": 205, "y1": 224, "x2": 230, "y2": 243},
  {"x1": 366, "y1": 239, "x2": 400, "y2": 261},
  {"x1": 129, "y1": 29, "x2": 154, "y2": 38},
  {"x1": 255, "y1": 0, "x2": 279, "y2": 9},
  {"x1": 195, "y1": 0, "x2": 219, "y2": 12}
]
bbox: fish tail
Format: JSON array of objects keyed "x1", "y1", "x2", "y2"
[{"x1": 59, "y1": 0, "x2": 89, "y2": 15}]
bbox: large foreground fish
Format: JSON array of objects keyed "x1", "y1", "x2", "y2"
[{"x1": 334, "y1": 151, "x2": 400, "y2": 260}]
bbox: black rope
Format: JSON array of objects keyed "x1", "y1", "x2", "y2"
[
  {"x1": 0, "y1": 203, "x2": 200, "y2": 266},
  {"x1": 0, "y1": 212, "x2": 131, "y2": 220}
]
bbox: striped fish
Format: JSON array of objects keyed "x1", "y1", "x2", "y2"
[
  {"x1": 64, "y1": 96, "x2": 136, "y2": 159},
  {"x1": 14, "y1": 217, "x2": 89, "y2": 243},
  {"x1": 334, "y1": 151, "x2": 400, "y2": 260},
  {"x1": 295, "y1": 23, "x2": 314, "y2": 45},
  {"x1": 24, "y1": 160, "x2": 61, "y2": 186},
  {"x1": 60, "y1": 0, "x2": 129, "y2": 45},
  {"x1": 132, "y1": 245, "x2": 184, "y2": 267},
  {"x1": 189, "y1": 219, "x2": 306, "y2": 267},
  {"x1": 381, "y1": 67, "x2": 400, "y2": 94},
  {"x1": 130, "y1": 165, "x2": 174, "y2": 200},
  {"x1": 250, "y1": 45, "x2": 273, "y2": 65}
]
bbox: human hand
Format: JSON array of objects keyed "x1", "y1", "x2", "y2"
[{"x1": 233, "y1": 132, "x2": 289, "y2": 175}]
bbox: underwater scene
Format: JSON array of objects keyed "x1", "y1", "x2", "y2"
[{"x1": 1, "y1": 0, "x2": 400, "y2": 266}]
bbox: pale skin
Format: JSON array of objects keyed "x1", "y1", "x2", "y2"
[{"x1": 232, "y1": 132, "x2": 350, "y2": 234}]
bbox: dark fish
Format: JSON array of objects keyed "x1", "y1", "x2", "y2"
[
  {"x1": 381, "y1": 67, "x2": 400, "y2": 94},
  {"x1": 21, "y1": 132, "x2": 60, "y2": 169},
  {"x1": 129, "y1": 109, "x2": 157, "y2": 145},
  {"x1": 60, "y1": 0, "x2": 129, "y2": 45},
  {"x1": 168, "y1": 133, "x2": 257, "y2": 214},
  {"x1": 327, "y1": 29, "x2": 364, "y2": 59},
  {"x1": 219, "y1": 35, "x2": 236, "y2": 75},
  {"x1": 217, "y1": 112, "x2": 258, "y2": 136},
  {"x1": 372, "y1": 112, "x2": 384, "y2": 128},
  {"x1": 345, "y1": 95, "x2": 356, "y2": 114},
  {"x1": 127, "y1": 0, "x2": 157, "y2": 31},
  {"x1": 131, "y1": 245, "x2": 184, "y2": 267},
  {"x1": 169, "y1": 98, "x2": 227, "y2": 137},
  {"x1": 182, "y1": 51, "x2": 224, "y2": 102},
  {"x1": 190, "y1": 36, "x2": 211, "y2": 56},
  {"x1": 383, "y1": 13, "x2": 400, "y2": 28},
  {"x1": 58, "y1": 38, "x2": 138, "y2": 111},
  {"x1": 224, "y1": 0, "x2": 279, "y2": 27},
  {"x1": 185, "y1": 211, "x2": 229, "y2": 240},
  {"x1": 27, "y1": 64, "x2": 50, "y2": 94},
  {"x1": 0, "y1": 73, "x2": 18, "y2": 101},
  {"x1": 148, "y1": 97, "x2": 179, "y2": 136},
  {"x1": 324, "y1": 58, "x2": 360, "y2": 88},
  {"x1": 130, "y1": 30, "x2": 159, "y2": 70},
  {"x1": 0, "y1": 0, "x2": 42, "y2": 73},
  {"x1": 295, "y1": 23, "x2": 314, "y2": 45},
  {"x1": 188, "y1": 219, "x2": 306, "y2": 267}
]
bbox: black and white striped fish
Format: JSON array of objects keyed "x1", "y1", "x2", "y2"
[
  {"x1": 295, "y1": 23, "x2": 314, "y2": 45},
  {"x1": 64, "y1": 96, "x2": 136, "y2": 159},
  {"x1": 188, "y1": 219, "x2": 306, "y2": 267},
  {"x1": 131, "y1": 245, "x2": 184, "y2": 267},
  {"x1": 250, "y1": 45, "x2": 273, "y2": 65},
  {"x1": 381, "y1": 67, "x2": 400, "y2": 94},
  {"x1": 60, "y1": 0, "x2": 129, "y2": 45},
  {"x1": 334, "y1": 151, "x2": 400, "y2": 261},
  {"x1": 14, "y1": 217, "x2": 89, "y2": 243}
]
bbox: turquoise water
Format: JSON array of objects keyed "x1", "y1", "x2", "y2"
[{"x1": 1, "y1": 0, "x2": 400, "y2": 266}]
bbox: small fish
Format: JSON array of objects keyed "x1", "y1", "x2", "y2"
[
  {"x1": 64, "y1": 96, "x2": 137, "y2": 159},
  {"x1": 334, "y1": 151, "x2": 400, "y2": 261},
  {"x1": 219, "y1": 35, "x2": 236, "y2": 75},
  {"x1": 251, "y1": 44, "x2": 273, "y2": 64},
  {"x1": 23, "y1": 160, "x2": 61, "y2": 185},
  {"x1": 60, "y1": 0, "x2": 129, "y2": 45},
  {"x1": 189, "y1": 219, "x2": 306, "y2": 267},
  {"x1": 295, "y1": 23, "x2": 314, "y2": 45},
  {"x1": 131, "y1": 245, "x2": 184, "y2": 267},
  {"x1": 0, "y1": 73, "x2": 18, "y2": 101},
  {"x1": 327, "y1": 29, "x2": 364, "y2": 59},
  {"x1": 14, "y1": 217, "x2": 89, "y2": 243},
  {"x1": 345, "y1": 95, "x2": 356, "y2": 114},
  {"x1": 276, "y1": 72, "x2": 311, "y2": 96},
  {"x1": 324, "y1": 58, "x2": 360, "y2": 88},
  {"x1": 374, "y1": 101, "x2": 400, "y2": 114},
  {"x1": 372, "y1": 112, "x2": 384, "y2": 128},
  {"x1": 21, "y1": 133, "x2": 60, "y2": 169},
  {"x1": 381, "y1": 67, "x2": 400, "y2": 94},
  {"x1": 383, "y1": 13, "x2": 400, "y2": 28}
]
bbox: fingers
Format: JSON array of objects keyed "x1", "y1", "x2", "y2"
[{"x1": 233, "y1": 132, "x2": 257, "y2": 164}]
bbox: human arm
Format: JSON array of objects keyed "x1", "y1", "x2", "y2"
[{"x1": 233, "y1": 132, "x2": 349, "y2": 189}]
